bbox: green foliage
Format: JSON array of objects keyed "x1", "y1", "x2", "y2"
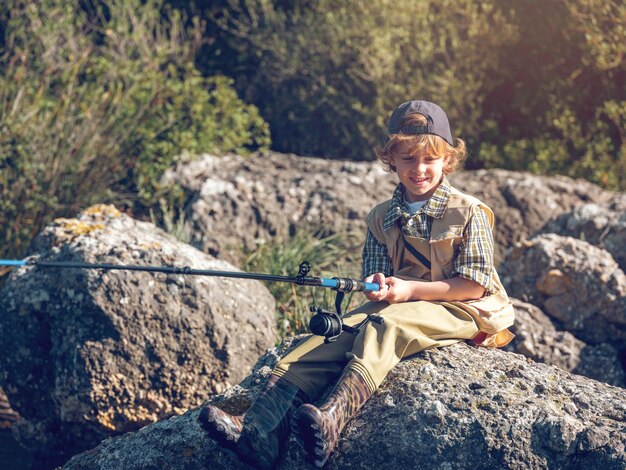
[
  {"x1": 476, "y1": 0, "x2": 626, "y2": 189},
  {"x1": 0, "y1": 0, "x2": 270, "y2": 258},
  {"x1": 203, "y1": 0, "x2": 517, "y2": 158},
  {"x1": 132, "y1": 71, "x2": 270, "y2": 203},
  {"x1": 201, "y1": 0, "x2": 625, "y2": 190},
  {"x1": 2, "y1": 0, "x2": 624, "y2": 267},
  {"x1": 478, "y1": 100, "x2": 626, "y2": 189},
  {"x1": 243, "y1": 230, "x2": 365, "y2": 338}
]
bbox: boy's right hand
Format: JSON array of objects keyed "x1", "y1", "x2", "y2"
[{"x1": 363, "y1": 272, "x2": 389, "y2": 302}]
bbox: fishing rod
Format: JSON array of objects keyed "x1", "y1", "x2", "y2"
[{"x1": 0, "y1": 258, "x2": 383, "y2": 343}]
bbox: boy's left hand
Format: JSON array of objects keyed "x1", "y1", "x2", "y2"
[
  {"x1": 363, "y1": 272, "x2": 389, "y2": 302},
  {"x1": 380, "y1": 277, "x2": 414, "y2": 303},
  {"x1": 364, "y1": 274, "x2": 414, "y2": 304}
]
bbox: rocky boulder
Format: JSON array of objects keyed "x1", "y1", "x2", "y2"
[
  {"x1": 540, "y1": 194, "x2": 626, "y2": 272},
  {"x1": 162, "y1": 153, "x2": 615, "y2": 265},
  {"x1": 500, "y1": 234, "x2": 626, "y2": 348},
  {"x1": 506, "y1": 299, "x2": 625, "y2": 388},
  {"x1": 449, "y1": 169, "x2": 616, "y2": 263},
  {"x1": 0, "y1": 205, "x2": 277, "y2": 465},
  {"x1": 161, "y1": 152, "x2": 397, "y2": 263},
  {"x1": 63, "y1": 340, "x2": 626, "y2": 469}
]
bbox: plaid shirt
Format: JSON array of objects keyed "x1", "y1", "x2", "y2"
[{"x1": 361, "y1": 177, "x2": 494, "y2": 292}]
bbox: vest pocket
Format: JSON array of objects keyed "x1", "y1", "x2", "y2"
[
  {"x1": 430, "y1": 225, "x2": 463, "y2": 278},
  {"x1": 429, "y1": 224, "x2": 464, "y2": 242}
]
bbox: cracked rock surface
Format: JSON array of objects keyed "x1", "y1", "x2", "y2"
[
  {"x1": 163, "y1": 153, "x2": 613, "y2": 265},
  {"x1": 63, "y1": 340, "x2": 626, "y2": 469},
  {"x1": 0, "y1": 205, "x2": 277, "y2": 465}
]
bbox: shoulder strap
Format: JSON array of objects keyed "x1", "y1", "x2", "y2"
[{"x1": 402, "y1": 236, "x2": 431, "y2": 270}]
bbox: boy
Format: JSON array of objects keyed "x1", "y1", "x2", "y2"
[{"x1": 199, "y1": 100, "x2": 514, "y2": 469}]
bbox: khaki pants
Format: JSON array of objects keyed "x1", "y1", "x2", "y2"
[{"x1": 272, "y1": 300, "x2": 479, "y2": 399}]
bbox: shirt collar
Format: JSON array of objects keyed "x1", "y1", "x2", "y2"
[{"x1": 383, "y1": 176, "x2": 452, "y2": 230}]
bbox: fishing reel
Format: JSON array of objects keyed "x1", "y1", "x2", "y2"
[
  {"x1": 309, "y1": 306, "x2": 343, "y2": 340},
  {"x1": 308, "y1": 292, "x2": 384, "y2": 343},
  {"x1": 308, "y1": 299, "x2": 345, "y2": 343},
  {"x1": 297, "y1": 261, "x2": 384, "y2": 343}
]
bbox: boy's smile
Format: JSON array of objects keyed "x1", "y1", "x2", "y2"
[{"x1": 392, "y1": 152, "x2": 447, "y2": 202}]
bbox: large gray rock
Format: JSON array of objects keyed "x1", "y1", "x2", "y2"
[
  {"x1": 449, "y1": 169, "x2": 616, "y2": 263},
  {"x1": 63, "y1": 340, "x2": 626, "y2": 469},
  {"x1": 500, "y1": 234, "x2": 626, "y2": 348},
  {"x1": 506, "y1": 299, "x2": 625, "y2": 388},
  {"x1": 540, "y1": 195, "x2": 626, "y2": 272},
  {"x1": 162, "y1": 153, "x2": 615, "y2": 265},
  {"x1": 161, "y1": 152, "x2": 397, "y2": 263},
  {"x1": 0, "y1": 205, "x2": 277, "y2": 464}
]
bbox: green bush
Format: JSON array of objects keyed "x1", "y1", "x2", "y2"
[
  {"x1": 131, "y1": 70, "x2": 270, "y2": 203},
  {"x1": 475, "y1": 0, "x2": 626, "y2": 189},
  {"x1": 206, "y1": 0, "x2": 512, "y2": 159},
  {"x1": 0, "y1": 0, "x2": 270, "y2": 259},
  {"x1": 201, "y1": 0, "x2": 625, "y2": 190},
  {"x1": 478, "y1": 100, "x2": 626, "y2": 189}
]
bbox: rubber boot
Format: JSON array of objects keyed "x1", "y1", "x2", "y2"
[
  {"x1": 199, "y1": 374, "x2": 305, "y2": 469},
  {"x1": 294, "y1": 368, "x2": 374, "y2": 468}
]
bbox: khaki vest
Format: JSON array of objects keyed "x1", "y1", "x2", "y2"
[{"x1": 365, "y1": 187, "x2": 515, "y2": 347}]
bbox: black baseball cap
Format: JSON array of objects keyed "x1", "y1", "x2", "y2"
[{"x1": 387, "y1": 100, "x2": 453, "y2": 145}]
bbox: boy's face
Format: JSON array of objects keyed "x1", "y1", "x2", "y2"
[{"x1": 391, "y1": 149, "x2": 447, "y2": 202}]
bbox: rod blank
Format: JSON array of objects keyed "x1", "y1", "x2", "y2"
[{"x1": 0, "y1": 259, "x2": 380, "y2": 292}]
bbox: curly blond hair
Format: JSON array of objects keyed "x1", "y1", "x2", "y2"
[{"x1": 376, "y1": 113, "x2": 467, "y2": 174}]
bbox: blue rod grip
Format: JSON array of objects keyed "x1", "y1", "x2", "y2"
[
  {"x1": 364, "y1": 282, "x2": 380, "y2": 292},
  {"x1": 319, "y1": 277, "x2": 380, "y2": 292},
  {"x1": 320, "y1": 278, "x2": 337, "y2": 288},
  {"x1": 0, "y1": 259, "x2": 27, "y2": 266}
]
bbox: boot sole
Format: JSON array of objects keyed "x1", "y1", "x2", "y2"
[
  {"x1": 198, "y1": 405, "x2": 241, "y2": 452},
  {"x1": 294, "y1": 405, "x2": 329, "y2": 468}
]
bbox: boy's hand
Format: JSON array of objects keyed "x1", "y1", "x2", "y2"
[
  {"x1": 381, "y1": 277, "x2": 414, "y2": 303},
  {"x1": 364, "y1": 273, "x2": 414, "y2": 304},
  {"x1": 363, "y1": 273, "x2": 389, "y2": 302}
]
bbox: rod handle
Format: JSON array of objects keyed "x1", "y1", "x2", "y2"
[
  {"x1": 320, "y1": 277, "x2": 380, "y2": 292},
  {"x1": 364, "y1": 282, "x2": 380, "y2": 292},
  {"x1": 0, "y1": 260, "x2": 27, "y2": 266}
]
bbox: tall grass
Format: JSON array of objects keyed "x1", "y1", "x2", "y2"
[{"x1": 244, "y1": 230, "x2": 366, "y2": 338}]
